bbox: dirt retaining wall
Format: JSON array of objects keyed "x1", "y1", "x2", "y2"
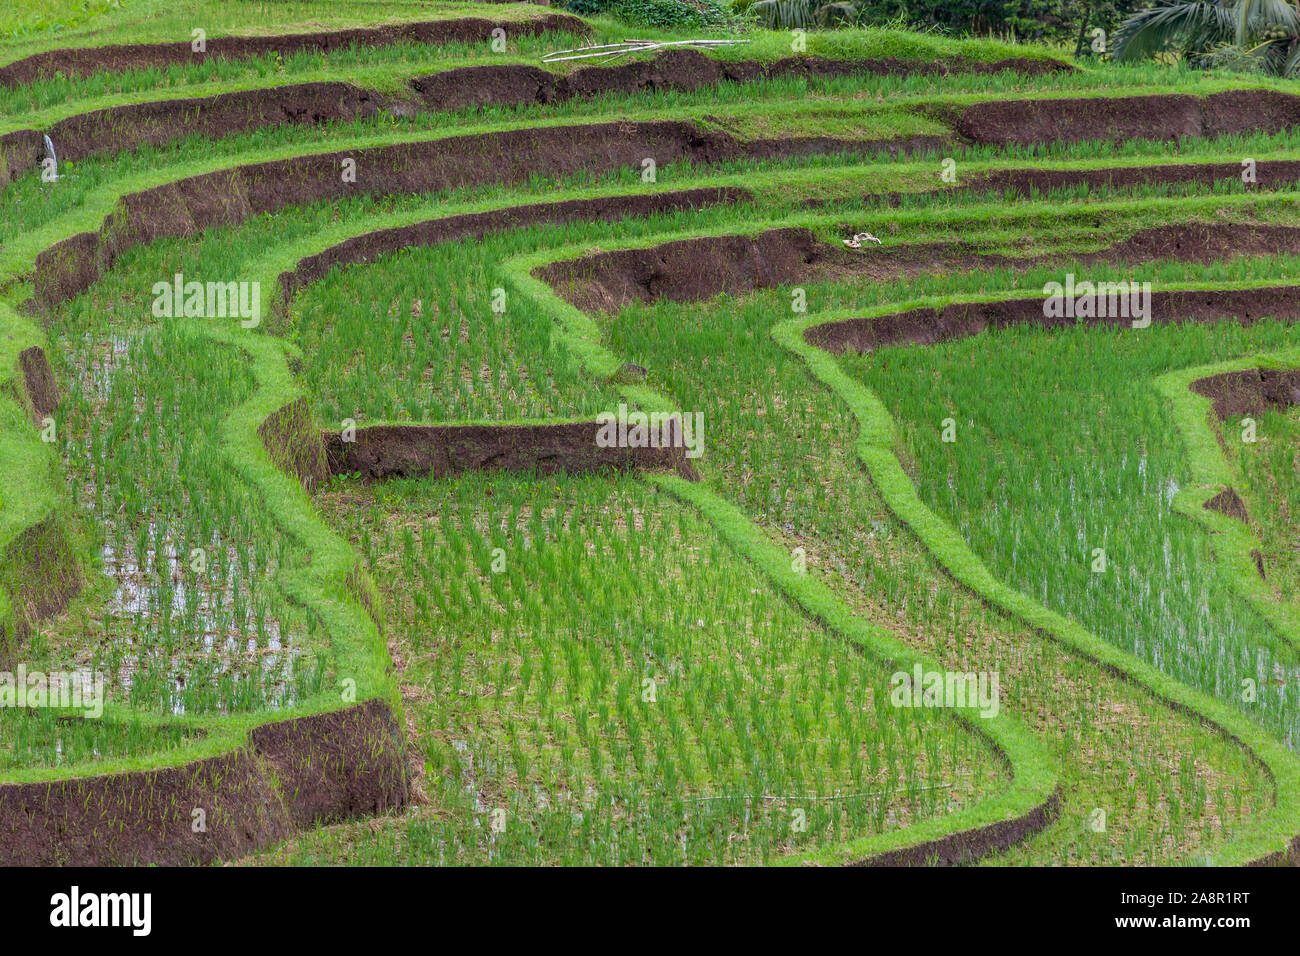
[
  {"x1": 540, "y1": 222, "x2": 1300, "y2": 317},
  {"x1": 1204, "y1": 486, "x2": 1250, "y2": 523},
  {"x1": 807, "y1": 287, "x2": 1300, "y2": 354},
  {"x1": 325, "y1": 421, "x2": 700, "y2": 482},
  {"x1": 259, "y1": 395, "x2": 330, "y2": 491},
  {"x1": 0, "y1": 515, "x2": 82, "y2": 667},
  {"x1": 969, "y1": 159, "x2": 1300, "y2": 197},
  {"x1": 280, "y1": 187, "x2": 752, "y2": 305},
  {"x1": 1191, "y1": 366, "x2": 1300, "y2": 421},
  {"x1": 16, "y1": 345, "x2": 58, "y2": 422},
  {"x1": 958, "y1": 89, "x2": 1300, "y2": 147},
  {"x1": 0, "y1": 15, "x2": 589, "y2": 87},
  {"x1": 2, "y1": 82, "x2": 388, "y2": 183},
  {"x1": 538, "y1": 226, "x2": 844, "y2": 313},
  {"x1": 410, "y1": 50, "x2": 1068, "y2": 111},
  {"x1": 863, "y1": 790, "x2": 1060, "y2": 866},
  {"x1": 0, "y1": 698, "x2": 407, "y2": 865}
]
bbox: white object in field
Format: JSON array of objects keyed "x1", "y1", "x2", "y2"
[
  {"x1": 43, "y1": 134, "x2": 60, "y2": 180},
  {"x1": 542, "y1": 38, "x2": 749, "y2": 64},
  {"x1": 843, "y1": 231, "x2": 882, "y2": 249}
]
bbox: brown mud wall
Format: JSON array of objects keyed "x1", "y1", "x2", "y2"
[
  {"x1": 2, "y1": 83, "x2": 388, "y2": 183},
  {"x1": 862, "y1": 790, "x2": 1060, "y2": 866},
  {"x1": 31, "y1": 231, "x2": 100, "y2": 307},
  {"x1": 1204, "y1": 486, "x2": 1250, "y2": 523},
  {"x1": 15, "y1": 345, "x2": 58, "y2": 421},
  {"x1": 279, "y1": 187, "x2": 752, "y2": 306},
  {"x1": 541, "y1": 222, "x2": 1300, "y2": 317},
  {"x1": 0, "y1": 344, "x2": 76, "y2": 664},
  {"x1": 968, "y1": 159, "x2": 1300, "y2": 197},
  {"x1": 0, "y1": 698, "x2": 407, "y2": 865},
  {"x1": 1189, "y1": 368, "x2": 1300, "y2": 572},
  {"x1": 245, "y1": 700, "x2": 407, "y2": 830},
  {"x1": 409, "y1": 50, "x2": 1068, "y2": 111},
  {"x1": 807, "y1": 287, "x2": 1300, "y2": 354},
  {"x1": 539, "y1": 226, "x2": 849, "y2": 313},
  {"x1": 1074, "y1": 222, "x2": 1300, "y2": 266},
  {"x1": 957, "y1": 89, "x2": 1300, "y2": 147},
  {"x1": 0, "y1": 515, "x2": 82, "y2": 666},
  {"x1": 324, "y1": 421, "x2": 700, "y2": 482},
  {"x1": 1190, "y1": 367, "x2": 1300, "y2": 421},
  {"x1": 31, "y1": 120, "x2": 893, "y2": 310},
  {"x1": 1252, "y1": 835, "x2": 1300, "y2": 866},
  {"x1": 259, "y1": 395, "x2": 330, "y2": 491},
  {"x1": 0, "y1": 14, "x2": 590, "y2": 87}
]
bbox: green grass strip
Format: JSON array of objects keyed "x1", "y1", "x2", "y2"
[
  {"x1": 195, "y1": 323, "x2": 395, "y2": 708},
  {"x1": 0, "y1": 301, "x2": 51, "y2": 550},
  {"x1": 1156, "y1": 348, "x2": 1300, "y2": 655},
  {"x1": 656, "y1": 473, "x2": 1058, "y2": 866},
  {"x1": 0, "y1": 1, "x2": 550, "y2": 61}
]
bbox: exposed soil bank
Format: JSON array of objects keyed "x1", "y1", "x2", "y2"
[
  {"x1": 259, "y1": 396, "x2": 330, "y2": 491},
  {"x1": 2, "y1": 83, "x2": 387, "y2": 184},
  {"x1": 0, "y1": 14, "x2": 589, "y2": 87},
  {"x1": 280, "y1": 187, "x2": 752, "y2": 305},
  {"x1": 1190, "y1": 367, "x2": 1300, "y2": 421},
  {"x1": 324, "y1": 421, "x2": 700, "y2": 482},
  {"x1": 539, "y1": 226, "x2": 854, "y2": 313},
  {"x1": 1204, "y1": 486, "x2": 1250, "y2": 523},
  {"x1": 798, "y1": 158, "x2": 1300, "y2": 213},
  {"x1": 32, "y1": 230, "x2": 102, "y2": 308},
  {"x1": 1252, "y1": 835, "x2": 1300, "y2": 865},
  {"x1": 1191, "y1": 367, "x2": 1300, "y2": 580},
  {"x1": 0, "y1": 344, "x2": 76, "y2": 664},
  {"x1": 0, "y1": 515, "x2": 82, "y2": 665},
  {"x1": 968, "y1": 159, "x2": 1300, "y2": 197},
  {"x1": 1202, "y1": 486, "x2": 1266, "y2": 576},
  {"x1": 807, "y1": 287, "x2": 1300, "y2": 354},
  {"x1": 540, "y1": 222, "x2": 1300, "y2": 316},
  {"x1": 410, "y1": 50, "x2": 1068, "y2": 111},
  {"x1": 1075, "y1": 222, "x2": 1300, "y2": 266},
  {"x1": 246, "y1": 700, "x2": 407, "y2": 830},
  {"x1": 16, "y1": 345, "x2": 58, "y2": 421},
  {"x1": 957, "y1": 89, "x2": 1300, "y2": 147},
  {"x1": 0, "y1": 698, "x2": 408, "y2": 865},
  {"x1": 32, "y1": 120, "x2": 902, "y2": 309},
  {"x1": 863, "y1": 790, "x2": 1060, "y2": 866}
]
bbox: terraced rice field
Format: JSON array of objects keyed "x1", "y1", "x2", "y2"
[{"x1": 2, "y1": 0, "x2": 1299, "y2": 883}]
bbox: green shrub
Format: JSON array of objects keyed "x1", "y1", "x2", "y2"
[
  {"x1": 563, "y1": 0, "x2": 606, "y2": 17},
  {"x1": 564, "y1": 0, "x2": 732, "y2": 29}
]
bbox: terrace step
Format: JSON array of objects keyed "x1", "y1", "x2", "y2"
[{"x1": 0, "y1": 14, "x2": 590, "y2": 86}]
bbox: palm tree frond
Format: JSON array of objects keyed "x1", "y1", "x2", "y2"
[
  {"x1": 1112, "y1": 1, "x2": 1235, "y2": 63},
  {"x1": 1114, "y1": 0, "x2": 1299, "y2": 65},
  {"x1": 750, "y1": 0, "x2": 816, "y2": 29}
]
